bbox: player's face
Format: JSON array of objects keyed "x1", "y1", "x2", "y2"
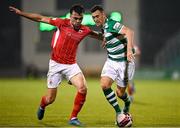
[
  {"x1": 92, "y1": 10, "x2": 105, "y2": 27},
  {"x1": 70, "y1": 11, "x2": 83, "y2": 30}
]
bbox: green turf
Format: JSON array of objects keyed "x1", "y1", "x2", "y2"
[{"x1": 0, "y1": 78, "x2": 180, "y2": 127}]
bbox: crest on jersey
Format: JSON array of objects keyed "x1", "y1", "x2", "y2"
[{"x1": 79, "y1": 30, "x2": 83, "y2": 33}]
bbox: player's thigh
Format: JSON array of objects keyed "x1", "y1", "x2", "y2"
[
  {"x1": 47, "y1": 73, "x2": 62, "y2": 88},
  {"x1": 101, "y1": 60, "x2": 117, "y2": 89},
  {"x1": 101, "y1": 59, "x2": 117, "y2": 81},
  {"x1": 70, "y1": 73, "x2": 87, "y2": 93},
  {"x1": 47, "y1": 59, "x2": 63, "y2": 88}
]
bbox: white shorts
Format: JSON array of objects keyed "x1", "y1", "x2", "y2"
[
  {"x1": 101, "y1": 58, "x2": 135, "y2": 87},
  {"x1": 47, "y1": 59, "x2": 82, "y2": 88}
]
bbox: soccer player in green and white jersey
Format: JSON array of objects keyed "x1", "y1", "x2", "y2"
[{"x1": 91, "y1": 5, "x2": 135, "y2": 123}]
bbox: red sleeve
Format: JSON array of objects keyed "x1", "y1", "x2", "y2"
[{"x1": 49, "y1": 18, "x2": 64, "y2": 27}]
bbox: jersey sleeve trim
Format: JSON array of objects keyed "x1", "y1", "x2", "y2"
[{"x1": 118, "y1": 25, "x2": 124, "y2": 34}]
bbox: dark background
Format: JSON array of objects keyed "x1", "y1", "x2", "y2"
[
  {"x1": 1, "y1": 0, "x2": 180, "y2": 75},
  {"x1": 140, "y1": 0, "x2": 180, "y2": 66},
  {"x1": 0, "y1": 1, "x2": 21, "y2": 69}
]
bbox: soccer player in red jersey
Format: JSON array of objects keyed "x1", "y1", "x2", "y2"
[{"x1": 9, "y1": 4, "x2": 102, "y2": 126}]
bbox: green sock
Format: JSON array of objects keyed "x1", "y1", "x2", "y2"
[
  {"x1": 119, "y1": 92, "x2": 130, "y2": 103},
  {"x1": 119, "y1": 92, "x2": 131, "y2": 113},
  {"x1": 103, "y1": 88, "x2": 121, "y2": 113}
]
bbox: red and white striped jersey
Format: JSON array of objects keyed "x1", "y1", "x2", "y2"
[{"x1": 49, "y1": 18, "x2": 91, "y2": 64}]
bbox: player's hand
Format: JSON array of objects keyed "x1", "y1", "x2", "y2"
[
  {"x1": 127, "y1": 50, "x2": 135, "y2": 62},
  {"x1": 9, "y1": 6, "x2": 21, "y2": 14}
]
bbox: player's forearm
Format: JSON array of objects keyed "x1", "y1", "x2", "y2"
[
  {"x1": 89, "y1": 31, "x2": 103, "y2": 41},
  {"x1": 96, "y1": 32, "x2": 104, "y2": 41},
  {"x1": 125, "y1": 28, "x2": 135, "y2": 61},
  {"x1": 9, "y1": 6, "x2": 48, "y2": 22},
  {"x1": 18, "y1": 11, "x2": 45, "y2": 22},
  {"x1": 126, "y1": 29, "x2": 134, "y2": 51}
]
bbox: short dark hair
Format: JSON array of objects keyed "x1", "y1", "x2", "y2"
[
  {"x1": 90, "y1": 5, "x2": 104, "y2": 13},
  {"x1": 70, "y1": 4, "x2": 85, "y2": 15}
]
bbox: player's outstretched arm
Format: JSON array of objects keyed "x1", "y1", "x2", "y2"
[
  {"x1": 9, "y1": 6, "x2": 50, "y2": 23},
  {"x1": 89, "y1": 31, "x2": 107, "y2": 48},
  {"x1": 121, "y1": 26, "x2": 134, "y2": 62},
  {"x1": 89, "y1": 31, "x2": 103, "y2": 41}
]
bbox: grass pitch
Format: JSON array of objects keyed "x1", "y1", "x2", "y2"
[{"x1": 0, "y1": 78, "x2": 180, "y2": 127}]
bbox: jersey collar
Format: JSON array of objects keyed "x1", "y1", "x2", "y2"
[{"x1": 103, "y1": 18, "x2": 109, "y2": 29}]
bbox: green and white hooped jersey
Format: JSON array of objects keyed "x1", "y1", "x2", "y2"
[{"x1": 103, "y1": 18, "x2": 127, "y2": 62}]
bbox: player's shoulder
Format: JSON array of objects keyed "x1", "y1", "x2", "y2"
[
  {"x1": 50, "y1": 17, "x2": 64, "y2": 23},
  {"x1": 51, "y1": 17, "x2": 69, "y2": 23},
  {"x1": 107, "y1": 18, "x2": 116, "y2": 24},
  {"x1": 104, "y1": 19, "x2": 117, "y2": 29},
  {"x1": 63, "y1": 18, "x2": 70, "y2": 22},
  {"x1": 107, "y1": 19, "x2": 123, "y2": 31},
  {"x1": 59, "y1": 18, "x2": 70, "y2": 25},
  {"x1": 107, "y1": 19, "x2": 121, "y2": 26}
]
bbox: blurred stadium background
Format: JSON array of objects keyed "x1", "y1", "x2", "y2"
[
  {"x1": 1, "y1": 0, "x2": 180, "y2": 127},
  {"x1": 0, "y1": 0, "x2": 180, "y2": 79}
]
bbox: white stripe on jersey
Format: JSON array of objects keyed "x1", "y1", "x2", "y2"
[
  {"x1": 106, "y1": 36, "x2": 119, "y2": 45},
  {"x1": 107, "y1": 43, "x2": 125, "y2": 52},
  {"x1": 53, "y1": 28, "x2": 60, "y2": 48},
  {"x1": 105, "y1": 32, "x2": 112, "y2": 38},
  {"x1": 108, "y1": 52, "x2": 125, "y2": 59}
]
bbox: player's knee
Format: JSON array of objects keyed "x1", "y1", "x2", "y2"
[
  {"x1": 100, "y1": 81, "x2": 111, "y2": 90},
  {"x1": 116, "y1": 89, "x2": 125, "y2": 98},
  {"x1": 78, "y1": 85, "x2": 87, "y2": 94},
  {"x1": 100, "y1": 77, "x2": 112, "y2": 90},
  {"x1": 101, "y1": 85, "x2": 109, "y2": 90}
]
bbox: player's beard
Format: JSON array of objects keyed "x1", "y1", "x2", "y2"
[{"x1": 73, "y1": 24, "x2": 81, "y2": 31}]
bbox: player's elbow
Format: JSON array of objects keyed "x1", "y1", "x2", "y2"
[
  {"x1": 127, "y1": 28, "x2": 134, "y2": 36},
  {"x1": 32, "y1": 14, "x2": 47, "y2": 22}
]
